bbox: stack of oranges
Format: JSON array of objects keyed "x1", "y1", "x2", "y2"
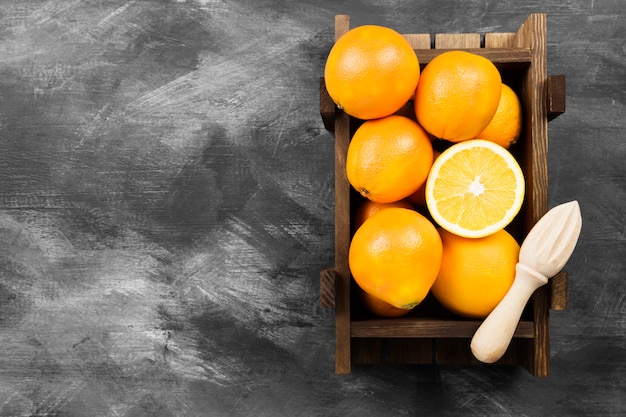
[{"x1": 324, "y1": 24, "x2": 525, "y2": 319}]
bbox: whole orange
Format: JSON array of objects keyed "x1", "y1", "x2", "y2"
[
  {"x1": 346, "y1": 115, "x2": 433, "y2": 203},
  {"x1": 324, "y1": 25, "x2": 420, "y2": 120},
  {"x1": 476, "y1": 83, "x2": 523, "y2": 148},
  {"x1": 414, "y1": 50, "x2": 502, "y2": 142},
  {"x1": 431, "y1": 228, "x2": 520, "y2": 319},
  {"x1": 353, "y1": 199, "x2": 414, "y2": 230},
  {"x1": 349, "y1": 207, "x2": 442, "y2": 309}
]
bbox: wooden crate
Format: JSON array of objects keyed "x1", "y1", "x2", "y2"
[{"x1": 319, "y1": 13, "x2": 567, "y2": 376}]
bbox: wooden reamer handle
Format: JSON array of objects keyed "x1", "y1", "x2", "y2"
[{"x1": 470, "y1": 263, "x2": 549, "y2": 363}]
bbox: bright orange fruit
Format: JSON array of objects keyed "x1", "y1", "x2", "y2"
[
  {"x1": 431, "y1": 228, "x2": 520, "y2": 319},
  {"x1": 476, "y1": 83, "x2": 523, "y2": 149},
  {"x1": 414, "y1": 50, "x2": 502, "y2": 142},
  {"x1": 349, "y1": 207, "x2": 442, "y2": 309},
  {"x1": 346, "y1": 115, "x2": 433, "y2": 203},
  {"x1": 425, "y1": 139, "x2": 525, "y2": 238},
  {"x1": 324, "y1": 25, "x2": 420, "y2": 120}
]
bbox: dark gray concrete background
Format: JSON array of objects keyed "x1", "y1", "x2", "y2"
[{"x1": 0, "y1": 1, "x2": 624, "y2": 416}]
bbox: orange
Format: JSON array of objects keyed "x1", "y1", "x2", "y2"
[
  {"x1": 324, "y1": 25, "x2": 420, "y2": 120},
  {"x1": 346, "y1": 115, "x2": 433, "y2": 203},
  {"x1": 359, "y1": 288, "x2": 412, "y2": 318},
  {"x1": 431, "y1": 228, "x2": 520, "y2": 319},
  {"x1": 425, "y1": 139, "x2": 525, "y2": 238},
  {"x1": 476, "y1": 84, "x2": 523, "y2": 149},
  {"x1": 353, "y1": 199, "x2": 414, "y2": 230},
  {"x1": 348, "y1": 207, "x2": 442, "y2": 309},
  {"x1": 414, "y1": 50, "x2": 502, "y2": 142},
  {"x1": 406, "y1": 149, "x2": 441, "y2": 206}
]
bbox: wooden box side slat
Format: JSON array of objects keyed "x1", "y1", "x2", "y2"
[
  {"x1": 352, "y1": 338, "x2": 434, "y2": 365},
  {"x1": 333, "y1": 14, "x2": 353, "y2": 375},
  {"x1": 386, "y1": 338, "x2": 433, "y2": 364},
  {"x1": 434, "y1": 339, "x2": 476, "y2": 365},
  {"x1": 334, "y1": 108, "x2": 351, "y2": 375},
  {"x1": 414, "y1": 48, "x2": 531, "y2": 70},
  {"x1": 550, "y1": 271, "x2": 568, "y2": 310},
  {"x1": 351, "y1": 318, "x2": 534, "y2": 338},
  {"x1": 435, "y1": 338, "x2": 530, "y2": 366},
  {"x1": 514, "y1": 12, "x2": 550, "y2": 377},
  {"x1": 351, "y1": 338, "x2": 383, "y2": 365},
  {"x1": 529, "y1": 287, "x2": 551, "y2": 376},
  {"x1": 516, "y1": 13, "x2": 549, "y2": 227}
]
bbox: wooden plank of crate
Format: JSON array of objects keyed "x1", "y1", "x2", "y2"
[
  {"x1": 403, "y1": 33, "x2": 431, "y2": 49},
  {"x1": 550, "y1": 271, "x2": 568, "y2": 310},
  {"x1": 333, "y1": 13, "x2": 352, "y2": 375},
  {"x1": 435, "y1": 339, "x2": 526, "y2": 366},
  {"x1": 494, "y1": 339, "x2": 529, "y2": 365},
  {"x1": 334, "y1": 14, "x2": 349, "y2": 42},
  {"x1": 515, "y1": 12, "x2": 550, "y2": 378},
  {"x1": 517, "y1": 13, "x2": 549, "y2": 230},
  {"x1": 530, "y1": 286, "x2": 551, "y2": 378},
  {"x1": 351, "y1": 338, "x2": 383, "y2": 364},
  {"x1": 334, "y1": 113, "x2": 352, "y2": 374},
  {"x1": 415, "y1": 48, "x2": 531, "y2": 73},
  {"x1": 435, "y1": 33, "x2": 481, "y2": 49},
  {"x1": 351, "y1": 318, "x2": 535, "y2": 338},
  {"x1": 484, "y1": 32, "x2": 516, "y2": 48},
  {"x1": 386, "y1": 338, "x2": 433, "y2": 364},
  {"x1": 415, "y1": 47, "x2": 531, "y2": 67},
  {"x1": 434, "y1": 339, "x2": 474, "y2": 365}
]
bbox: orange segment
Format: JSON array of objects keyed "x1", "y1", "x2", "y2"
[{"x1": 425, "y1": 139, "x2": 525, "y2": 238}]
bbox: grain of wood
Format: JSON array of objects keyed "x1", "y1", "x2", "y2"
[
  {"x1": 435, "y1": 33, "x2": 481, "y2": 48},
  {"x1": 332, "y1": 14, "x2": 352, "y2": 374},
  {"x1": 403, "y1": 33, "x2": 431, "y2": 49}
]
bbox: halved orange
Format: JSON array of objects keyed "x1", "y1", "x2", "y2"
[{"x1": 425, "y1": 139, "x2": 525, "y2": 238}]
